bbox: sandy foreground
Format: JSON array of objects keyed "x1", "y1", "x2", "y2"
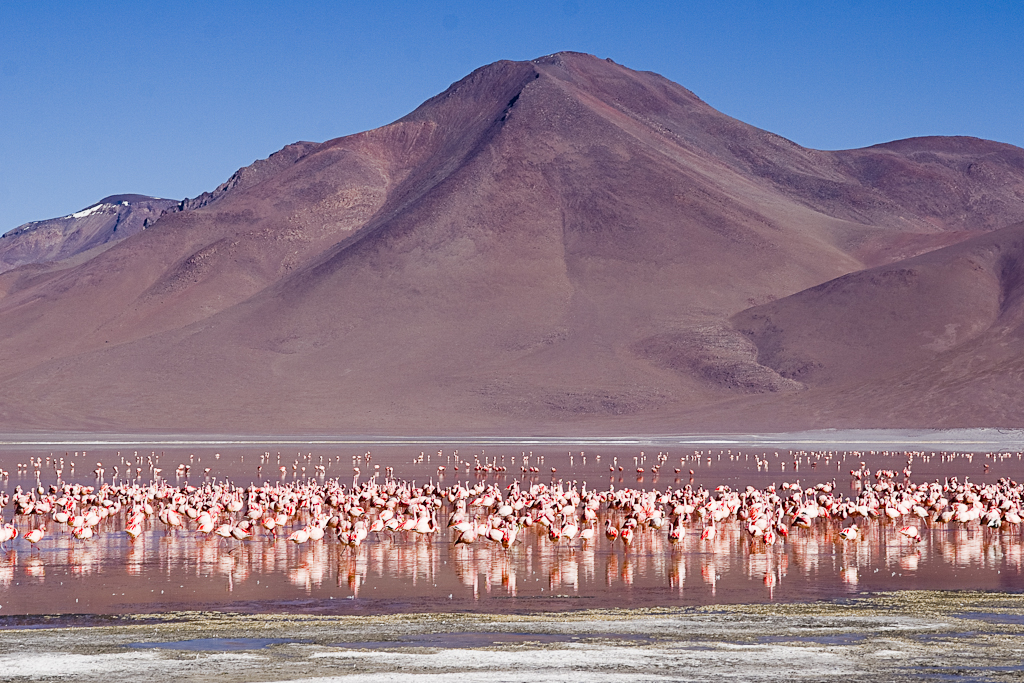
[{"x1": 1, "y1": 591, "x2": 1023, "y2": 682}]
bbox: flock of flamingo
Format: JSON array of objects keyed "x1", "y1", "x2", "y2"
[{"x1": 2, "y1": 452, "x2": 1022, "y2": 562}]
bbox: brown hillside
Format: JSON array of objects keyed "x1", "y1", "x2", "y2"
[
  {"x1": 726, "y1": 222, "x2": 1024, "y2": 429},
  {"x1": 1, "y1": 52, "x2": 1023, "y2": 433},
  {"x1": 0, "y1": 195, "x2": 177, "y2": 275}
]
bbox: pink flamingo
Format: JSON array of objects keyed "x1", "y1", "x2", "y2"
[
  {"x1": 579, "y1": 521, "x2": 596, "y2": 546},
  {"x1": 620, "y1": 526, "x2": 634, "y2": 549},
  {"x1": 1, "y1": 523, "x2": 19, "y2": 549},
  {"x1": 24, "y1": 527, "x2": 44, "y2": 548}
]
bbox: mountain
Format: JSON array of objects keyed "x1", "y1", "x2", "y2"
[
  {"x1": 727, "y1": 221, "x2": 1024, "y2": 429},
  {"x1": 0, "y1": 195, "x2": 177, "y2": 274},
  {"x1": 1, "y1": 52, "x2": 1024, "y2": 434}
]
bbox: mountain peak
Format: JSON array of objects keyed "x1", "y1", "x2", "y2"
[
  {"x1": 0, "y1": 195, "x2": 176, "y2": 274},
  {"x1": 1, "y1": 55, "x2": 1024, "y2": 433}
]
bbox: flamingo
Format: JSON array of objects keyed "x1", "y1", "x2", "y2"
[
  {"x1": 0, "y1": 523, "x2": 17, "y2": 549},
  {"x1": 161, "y1": 508, "x2": 184, "y2": 532},
  {"x1": 561, "y1": 517, "x2": 580, "y2": 546},
  {"x1": 261, "y1": 516, "x2": 278, "y2": 538},
  {"x1": 125, "y1": 521, "x2": 143, "y2": 540},
  {"x1": 579, "y1": 521, "x2": 596, "y2": 546},
  {"x1": 501, "y1": 523, "x2": 520, "y2": 549},
  {"x1": 368, "y1": 518, "x2": 385, "y2": 538},
  {"x1": 351, "y1": 520, "x2": 368, "y2": 546},
  {"x1": 414, "y1": 509, "x2": 437, "y2": 535},
  {"x1": 231, "y1": 521, "x2": 252, "y2": 541},
  {"x1": 454, "y1": 524, "x2": 477, "y2": 546},
  {"x1": 22, "y1": 528, "x2": 43, "y2": 548},
  {"x1": 196, "y1": 517, "x2": 216, "y2": 535}
]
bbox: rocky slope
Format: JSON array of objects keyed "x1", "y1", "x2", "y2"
[{"x1": 0, "y1": 195, "x2": 177, "y2": 274}]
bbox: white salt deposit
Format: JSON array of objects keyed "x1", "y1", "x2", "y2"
[{"x1": 0, "y1": 651, "x2": 164, "y2": 678}]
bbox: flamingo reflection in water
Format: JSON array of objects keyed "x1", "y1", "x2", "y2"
[{"x1": 0, "y1": 463, "x2": 1023, "y2": 604}]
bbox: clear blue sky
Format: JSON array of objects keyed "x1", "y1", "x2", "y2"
[{"x1": 1, "y1": 1, "x2": 1021, "y2": 230}]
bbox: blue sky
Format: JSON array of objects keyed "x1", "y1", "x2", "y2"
[{"x1": 1, "y1": 1, "x2": 1021, "y2": 230}]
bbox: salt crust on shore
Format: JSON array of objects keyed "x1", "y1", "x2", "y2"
[{"x1": 1, "y1": 592, "x2": 1022, "y2": 682}]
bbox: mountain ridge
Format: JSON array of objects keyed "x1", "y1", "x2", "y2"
[
  {"x1": 2, "y1": 52, "x2": 1024, "y2": 433},
  {"x1": 0, "y1": 195, "x2": 178, "y2": 275}
]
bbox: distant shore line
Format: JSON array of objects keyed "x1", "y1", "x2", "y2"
[{"x1": 0, "y1": 428, "x2": 1022, "y2": 450}]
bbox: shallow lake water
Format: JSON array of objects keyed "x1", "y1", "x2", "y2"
[{"x1": 1, "y1": 437, "x2": 1023, "y2": 617}]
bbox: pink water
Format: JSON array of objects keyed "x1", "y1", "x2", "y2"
[{"x1": 1, "y1": 441, "x2": 1022, "y2": 616}]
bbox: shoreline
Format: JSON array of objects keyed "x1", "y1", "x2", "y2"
[
  {"x1": 1, "y1": 591, "x2": 1023, "y2": 681},
  {"x1": 2, "y1": 587, "x2": 1024, "y2": 627},
  {"x1": 0, "y1": 427, "x2": 1023, "y2": 451}
]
